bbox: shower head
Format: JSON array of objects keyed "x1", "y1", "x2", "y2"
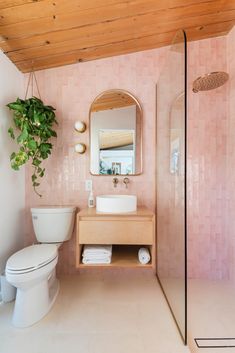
[{"x1": 192, "y1": 72, "x2": 229, "y2": 93}]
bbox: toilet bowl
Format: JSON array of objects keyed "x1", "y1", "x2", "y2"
[
  {"x1": 6, "y1": 206, "x2": 76, "y2": 328},
  {"x1": 6, "y1": 244, "x2": 58, "y2": 327}
]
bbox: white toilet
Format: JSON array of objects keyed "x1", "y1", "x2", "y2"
[{"x1": 6, "y1": 206, "x2": 76, "y2": 328}]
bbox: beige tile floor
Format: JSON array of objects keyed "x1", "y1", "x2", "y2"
[
  {"x1": 0, "y1": 273, "x2": 190, "y2": 353},
  {"x1": 188, "y1": 279, "x2": 235, "y2": 353}
]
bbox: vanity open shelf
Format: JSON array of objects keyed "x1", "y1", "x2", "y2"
[
  {"x1": 78, "y1": 245, "x2": 153, "y2": 268},
  {"x1": 76, "y1": 207, "x2": 155, "y2": 269}
]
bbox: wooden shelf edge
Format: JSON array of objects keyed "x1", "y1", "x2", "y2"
[{"x1": 77, "y1": 262, "x2": 153, "y2": 269}]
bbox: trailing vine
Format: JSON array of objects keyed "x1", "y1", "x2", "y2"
[{"x1": 7, "y1": 96, "x2": 57, "y2": 197}]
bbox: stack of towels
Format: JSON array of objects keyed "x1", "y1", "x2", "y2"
[{"x1": 82, "y1": 245, "x2": 112, "y2": 264}]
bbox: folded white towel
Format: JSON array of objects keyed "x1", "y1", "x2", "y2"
[
  {"x1": 82, "y1": 257, "x2": 111, "y2": 265},
  {"x1": 82, "y1": 245, "x2": 112, "y2": 264},
  {"x1": 138, "y1": 247, "x2": 151, "y2": 265},
  {"x1": 82, "y1": 253, "x2": 111, "y2": 260},
  {"x1": 83, "y1": 245, "x2": 112, "y2": 256}
]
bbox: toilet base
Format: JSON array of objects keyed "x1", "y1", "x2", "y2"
[{"x1": 12, "y1": 271, "x2": 59, "y2": 328}]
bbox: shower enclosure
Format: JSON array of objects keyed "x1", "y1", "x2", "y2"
[{"x1": 156, "y1": 30, "x2": 187, "y2": 344}]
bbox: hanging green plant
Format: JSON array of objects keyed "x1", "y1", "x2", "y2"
[{"x1": 7, "y1": 96, "x2": 57, "y2": 197}]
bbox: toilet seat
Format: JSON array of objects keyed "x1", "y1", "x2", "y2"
[{"x1": 6, "y1": 244, "x2": 58, "y2": 274}]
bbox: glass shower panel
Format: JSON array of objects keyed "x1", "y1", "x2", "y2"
[{"x1": 156, "y1": 30, "x2": 187, "y2": 343}]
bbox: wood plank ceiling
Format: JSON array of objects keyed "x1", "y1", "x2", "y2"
[{"x1": 0, "y1": 0, "x2": 235, "y2": 72}]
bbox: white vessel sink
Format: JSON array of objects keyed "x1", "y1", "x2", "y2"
[{"x1": 96, "y1": 195, "x2": 137, "y2": 213}]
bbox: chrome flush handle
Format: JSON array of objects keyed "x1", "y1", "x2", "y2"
[
  {"x1": 112, "y1": 177, "x2": 119, "y2": 188},
  {"x1": 123, "y1": 177, "x2": 130, "y2": 189}
]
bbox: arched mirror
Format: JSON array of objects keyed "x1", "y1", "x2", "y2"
[{"x1": 89, "y1": 89, "x2": 142, "y2": 175}]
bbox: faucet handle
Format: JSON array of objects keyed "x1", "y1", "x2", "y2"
[
  {"x1": 123, "y1": 177, "x2": 130, "y2": 188},
  {"x1": 112, "y1": 177, "x2": 119, "y2": 188}
]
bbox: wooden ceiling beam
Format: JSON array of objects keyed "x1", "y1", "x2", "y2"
[
  {"x1": 5, "y1": 10, "x2": 235, "y2": 63},
  {"x1": 1, "y1": 5, "x2": 235, "y2": 55},
  {"x1": 0, "y1": 0, "x2": 135, "y2": 25},
  {"x1": 2, "y1": 12, "x2": 234, "y2": 55},
  {"x1": 0, "y1": 0, "x2": 219, "y2": 16},
  {"x1": 0, "y1": 0, "x2": 175, "y2": 39},
  {"x1": 0, "y1": 0, "x2": 44, "y2": 10},
  {"x1": 15, "y1": 36, "x2": 175, "y2": 72},
  {"x1": 0, "y1": 0, "x2": 234, "y2": 72},
  {"x1": 16, "y1": 22, "x2": 232, "y2": 73},
  {"x1": 0, "y1": 0, "x2": 233, "y2": 41},
  {"x1": 0, "y1": 0, "x2": 220, "y2": 10}
]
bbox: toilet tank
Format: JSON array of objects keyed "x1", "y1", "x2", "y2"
[{"x1": 31, "y1": 206, "x2": 76, "y2": 243}]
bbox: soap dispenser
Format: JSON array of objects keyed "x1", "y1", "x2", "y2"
[{"x1": 88, "y1": 190, "x2": 95, "y2": 208}]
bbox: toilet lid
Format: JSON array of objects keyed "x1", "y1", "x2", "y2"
[
  {"x1": 31, "y1": 206, "x2": 76, "y2": 214},
  {"x1": 6, "y1": 244, "x2": 58, "y2": 272}
]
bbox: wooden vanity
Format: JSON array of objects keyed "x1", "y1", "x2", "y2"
[{"x1": 76, "y1": 207, "x2": 155, "y2": 268}]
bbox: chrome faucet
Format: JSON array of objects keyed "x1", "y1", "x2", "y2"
[
  {"x1": 123, "y1": 177, "x2": 130, "y2": 188},
  {"x1": 112, "y1": 177, "x2": 119, "y2": 188}
]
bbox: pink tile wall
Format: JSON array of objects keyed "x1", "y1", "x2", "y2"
[
  {"x1": 25, "y1": 48, "x2": 167, "y2": 274},
  {"x1": 187, "y1": 36, "x2": 229, "y2": 279},
  {"x1": 227, "y1": 26, "x2": 235, "y2": 282},
  {"x1": 157, "y1": 35, "x2": 230, "y2": 280},
  {"x1": 24, "y1": 34, "x2": 232, "y2": 279}
]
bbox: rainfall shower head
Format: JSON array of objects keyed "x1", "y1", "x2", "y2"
[{"x1": 192, "y1": 71, "x2": 229, "y2": 93}]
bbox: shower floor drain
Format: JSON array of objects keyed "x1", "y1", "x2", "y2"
[{"x1": 195, "y1": 338, "x2": 235, "y2": 348}]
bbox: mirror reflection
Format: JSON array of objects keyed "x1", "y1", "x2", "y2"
[
  {"x1": 89, "y1": 90, "x2": 142, "y2": 175},
  {"x1": 170, "y1": 92, "x2": 184, "y2": 175}
]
